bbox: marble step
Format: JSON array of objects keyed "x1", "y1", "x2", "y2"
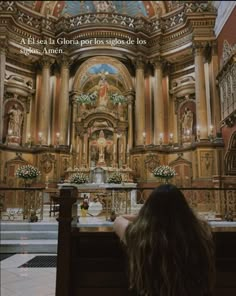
[
  {"x1": 0, "y1": 239, "x2": 57, "y2": 253},
  {"x1": 1, "y1": 230, "x2": 58, "y2": 240},
  {"x1": 0, "y1": 222, "x2": 58, "y2": 231},
  {"x1": 0, "y1": 222, "x2": 58, "y2": 253}
]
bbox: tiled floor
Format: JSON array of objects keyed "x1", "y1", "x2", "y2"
[{"x1": 1, "y1": 253, "x2": 56, "y2": 296}]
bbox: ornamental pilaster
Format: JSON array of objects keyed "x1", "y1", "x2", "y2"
[
  {"x1": 58, "y1": 55, "x2": 71, "y2": 146},
  {"x1": 0, "y1": 40, "x2": 7, "y2": 143},
  {"x1": 134, "y1": 56, "x2": 145, "y2": 146},
  {"x1": 193, "y1": 41, "x2": 208, "y2": 140},
  {"x1": 38, "y1": 56, "x2": 53, "y2": 145},
  {"x1": 125, "y1": 91, "x2": 135, "y2": 149},
  {"x1": 151, "y1": 57, "x2": 164, "y2": 145}
]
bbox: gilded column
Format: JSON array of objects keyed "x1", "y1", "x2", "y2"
[
  {"x1": 0, "y1": 41, "x2": 7, "y2": 143},
  {"x1": 58, "y1": 56, "x2": 70, "y2": 145},
  {"x1": 209, "y1": 41, "x2": 221, "y2": 134},
  {"x1": 38, "y1": 57, "x2": 52, "y2": 144},
  {"x1": 152, "y1": 58, "x2": 164, "y2": 145},
  {"x1": 71, "y1": 96, "x2": 78, "y2": 149},
  {"x1": 135, "y1": 57, "x2": 145, "y2": 146},
  {"x1": 126, "y1": 91, "x2": 135, "y2": 149},
  {"x1": 193, "y1": 42, "x2": 208, "y2": 140}
]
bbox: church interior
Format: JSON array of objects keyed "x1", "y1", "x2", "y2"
[{"x1": 0, "y1": 1, "x2": 236, "y2": 295}]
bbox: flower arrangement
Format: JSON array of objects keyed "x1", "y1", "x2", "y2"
[
  {"x1": 110, "y1": 93, "x2": 127, "y2": 104},
  {"x1": 107, "y1": 172, "x2": 122, "y2": 184},
  {"x1": 15, "y1": 165, "x2": 41, "y2": 179},
  {"x1": 75, "y1": 91, "x2": 97, "y2": 105},
  {"x1": 153, "y1": 165, "x2": 176, "y2": 179},
  {"x1": 80, "y1": 199, "x2": 89, "y2": 210},
  {"x1": 69, "y1": 173, "x2": 89, "y2": 184}
]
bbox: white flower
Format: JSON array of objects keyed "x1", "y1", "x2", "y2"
[
  {"x1": 107, "y1": 172, "x2": 122, "y2": 184},
  {"x1": 110, "y1": 93, "x2": 127, "y2": 104},
  {"x1": 69, "y1": 173, "x2": 89, "y2": 184},
  {"x1": 75, "y1": 91, "x2": 98, "y2": 105},
  {"x1": 153, "y1": 165, "x2": 176, "y2": 178},
  {"x1": 15, "y1": 165, "x2": 41, "y2": 179}
]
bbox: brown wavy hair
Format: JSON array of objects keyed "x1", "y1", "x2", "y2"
[{"x1": 124, "y1": 184, "x2": 215, "y2": 296}]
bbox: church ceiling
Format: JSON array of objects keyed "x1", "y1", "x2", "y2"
[{"x1": 18, "y1": 1, "x2": 183, "y2": 18}]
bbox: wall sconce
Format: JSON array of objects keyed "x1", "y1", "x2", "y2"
[
  {"x1": 56, "y1": 132, "x2": 60, "y2": 146},
  {"x1": 142, "y1": 132, "x2": 146, "y2": 146},
  {"x1": 38, "y1": 132, "x2": 43, "y2": 145},
  {"x1": 159, "y1": 133, "x2": 163, "y2": 146}
]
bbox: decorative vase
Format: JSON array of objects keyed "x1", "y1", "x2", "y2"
[
  {"x1": 162, "y1": 177, "x2": 172, "y2": 184},
  {"x1": 24, "y1": 178, "x2": 34, "y2": 187},
  {"x1": 81, "y1": 208, "x2": 87, "y2": 217}
]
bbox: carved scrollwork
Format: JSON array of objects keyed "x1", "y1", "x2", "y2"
[
  {"x1": 40, "y1": 153, "x2": 55, "y2": 174},
  {"x1": 144, "y1": 154, "x2": 160, "y2": 173}
]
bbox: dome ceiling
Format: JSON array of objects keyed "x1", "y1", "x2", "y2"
[{"x1": 19, "y1": 1, "x2": 181, "y2": 18}]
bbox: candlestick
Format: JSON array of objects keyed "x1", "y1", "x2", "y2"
[
  {"x1": 56, "y1": 132, "x2": 60, "y2": 146},
  {"x1": 197, "y1": 126, "x2": 200, "y2": 141},
  {"x1": 159, "y1": 133, "x2": 163, "y2": 146},
  {"x1": 169, "y1": 133, "x2": 173, "y2": 146},
  {"x1": 142, "y1": 132, "x2": 146, "y2": 146},
  {"x1": 38, "y1": 132, "x2": 43, "y2": 145}
]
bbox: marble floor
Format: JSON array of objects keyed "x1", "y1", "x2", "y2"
[{"x1": 1, "y1": 253, "x2": 56, "y2": 296}]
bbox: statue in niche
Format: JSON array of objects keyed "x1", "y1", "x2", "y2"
[
  {"x1": 98, "y1": 71, "x2": 109, "y2": 107},
  {"x1": 7, "y1": 104, "x2": 23, "y2": 137},
  {"x1": 181, "y1": 107, "x2": 193, "y2": 135}
]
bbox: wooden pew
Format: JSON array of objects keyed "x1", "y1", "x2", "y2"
[{"x1": 55, "y1": 187, "x2": 236, "y2": 296}]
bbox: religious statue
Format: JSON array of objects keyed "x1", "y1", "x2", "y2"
[
  {"x1": 7, "y1": 104, "x2": 23, "y2": 137},
  {"x1": 182, "y1": 107, "x2": 193, "y2": 135},
  {"x1": 93, "y1": 1, "x2": 116, "y2": 13},
  {"x1": 98, "y1": 71, "x2": 109, "y2": 107},
  {"x1": 97, "y1": 130, "x2": 106, "y2": 163}
]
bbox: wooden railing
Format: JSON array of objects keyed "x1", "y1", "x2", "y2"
[{"x1": 55, "y1": 186, "x2": 236, "y2": 296}]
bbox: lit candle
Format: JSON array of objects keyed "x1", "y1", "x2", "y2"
[
  {"x1": 56, "y1": 132, "x2": 60, "y2": 139},
  {"x1": 169, "y1": 133, "x2": 173, "y2": 140},
  {"x1": 46, "y1": 175, "x2": 48, "y2": 182},
  {"x1": 8, "y1": 129, "x2": 13, "y2": 136}
]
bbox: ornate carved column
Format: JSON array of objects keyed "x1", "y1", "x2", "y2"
[
  {"x1": 0, "y1": 41, "x2": 7, "y2": 143},
  {"x1": 82, "y1": 132, "x2": 88, "y2": 167},
  {"x1": 58, "y1": 56, "x2": 70, "y2": 145},
  {"x1": 209, "y1": 42, "x2": 221, "y2": 133},
  {"x1": 152, "y1": 58, "x2": 164, "y2": 145},
  {"x1": 70, "y1": 95, "x2": 78, "y2": 149},
  {"x1": 135, "y1": 57, "x2": 145, "y2": 146},
  {"x1": 126, "y1": 91, "x2": 135, "y2": 149},
  {"x1": 38, "y1": 57, "x2": 52, "y2": 145},
  {"x1": 193, "y1": 42, "x2": 208, "y2": 140}
]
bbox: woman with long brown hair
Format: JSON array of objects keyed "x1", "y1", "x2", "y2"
[{"x1": 113, "y1": 184, "x2": 215, "y2": 296}]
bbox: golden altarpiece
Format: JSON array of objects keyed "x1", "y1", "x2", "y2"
[{"x1": 0, "y1": 1, "x2": 235, "y2": 220}]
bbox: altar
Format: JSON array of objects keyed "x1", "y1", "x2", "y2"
[{"x1": 58, "y1": 182, "x2": 138, "y2": 220}]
